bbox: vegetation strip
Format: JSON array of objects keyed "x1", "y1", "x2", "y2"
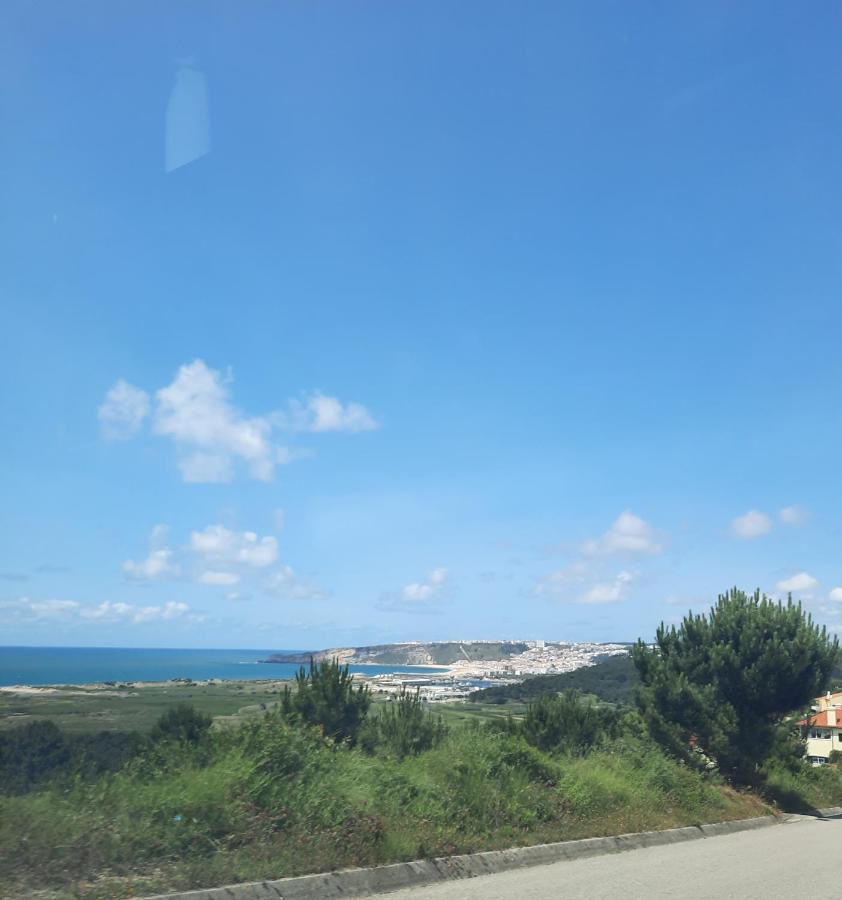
[
  {"x1": 139, "y1": 815, "x2": 783, "y2": 900},
  {"x1": 4, "y1": 590, "x2": 842, "y2": 898}
]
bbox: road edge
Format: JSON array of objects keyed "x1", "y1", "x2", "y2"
[{"x1": 137, "y1": 814, "x2": 784, "y2": 900}]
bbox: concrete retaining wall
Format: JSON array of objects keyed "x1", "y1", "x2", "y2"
[{"x1": 138, "y1": 814, "x2": 782, "y2": 900}]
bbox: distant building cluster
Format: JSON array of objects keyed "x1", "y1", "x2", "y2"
[
  {"x1": 362, "y1": 640, "x2": 628, "y2": 702},
  {"x1": 445, "y1": 641, "x2": 628, "y2": 679}
]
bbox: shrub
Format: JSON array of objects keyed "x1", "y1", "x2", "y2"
[
  {"x1": 150, "y1": 704, "x2": 214, "y2": 746},
  {"x1": 372, "y1": 690, "x2": 447, "y2": 759},
  {"x1": 520, "y1": 692, "x2": 617, "y2": 755},
  {"x1": 280, "y1": 658, "x2": 371, "y2": 744},
  {"x1": 0, "y1": 720, "x2": 70, "y2": 794}
]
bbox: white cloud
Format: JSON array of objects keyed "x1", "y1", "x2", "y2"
[
  {"x1": 776, "y1": 572, "x2": 818, "y2": 594},
  {"x1": 98, "y1": 380, "x2": 150, "y2": 439},
  {"x1": 730, "y1": 510, "x2": 772, "y2": 539},
  {"x1": 830, "y1": 588, "x2": 842, "y2": 603},
  {"x1": 582, "y1": 511, "x2": 662, "y2": 557},
  {"x1": 535, "y1": 511, "x2": 660, "y2": 605},
  {"x1": 580, "y1": 571, "x2": 636, "y2": 605},
  {"x1": 154, "y1": 360, "x2": 281, "y2": 482},
  {"x1": 288, "y1": 392, "x2": 378, "y2": 433},
  {"x1": 162, "y1": 600, "x2": 190, "y2": 620},
  {"x1": 780, "y1": 505, "x2": 809, "y2": 526},
  {"x1": 2, "y1": 597, "x2": 195, "y2": 626},
  {"x1": 122, "y1": 549, "x2": 179, "y2": 582},
  {"x1": 124, "y1": 522, "x2": 281, "y2": 588},
  {"x1": 122, "y1": 525, "x2": 180, "y2": 582},
  {"x1": 402, "y1": 567, "x2": 449, "y2": 603},
  {"x1": 99, "y1": 360, "x2": 379, "y2": 483},
  {"x1": 80, "y1": 600, "x2": 133, "y2": 620},
  {"x1": 376, "y1": 567, "x2": 450, "y2": 613},
  {"x1": 199, "y1": 570, "x2": 240, "y2": 586},
  {"x1": 190, "y1": 525, "x2": 278, "y2": 568},
  {"x1": 26, "y1": 598, "x2": 81, "y2": 619},
  {"x1": 264, "y1": 566, "x2": 328, "y2": 602},
  {"x1": 535, "y1": 564, "x2": 636, "y2": 605}
]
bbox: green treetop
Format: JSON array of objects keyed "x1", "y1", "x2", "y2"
[
  {"x1": 280, "y1": 657, "x2": 371, "y2": 744},
  {"x1": 632, "y1": 587, "x2": 839, "y2": 785}
]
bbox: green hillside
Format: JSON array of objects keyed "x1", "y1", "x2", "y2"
[{"x1": 471, "y1": 653, "x2": 639, "y2": 706}]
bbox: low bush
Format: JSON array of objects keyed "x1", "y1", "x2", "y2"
[
  {"x1": 369, "y1": 689, "x2": 447, "y2": 759},
  {"x1": 150, "y1": 704, "x2": 213, "y2": 746},
  {"x1": 520, "y1": 691, "x2": 618, "y2": 755},
  {"x1": 0, "y1": 720, "x2": 146, "y2": 795}
]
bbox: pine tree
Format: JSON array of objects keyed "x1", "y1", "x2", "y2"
[
  {"x1": 632, "y1": 587, "x2": 839, "y2": 785},
  {"x1": 280, "y1": 657, "x2": 371, "y2": 744},
  {"x1": 374, "y1": 688, "x2": 447, "y2": 758}
]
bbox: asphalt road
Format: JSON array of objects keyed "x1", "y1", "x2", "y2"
[{"x1": 383, "y1": 816, "x2": 839, "y2": 900}]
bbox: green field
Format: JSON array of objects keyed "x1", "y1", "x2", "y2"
[
  {"x1": 0, "y1": 680, "x2": 291, "y2": 734},
  {"x1": 0, "y1": 679, "x2": 526, "y2": 736}
]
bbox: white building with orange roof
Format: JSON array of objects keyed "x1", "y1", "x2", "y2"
[{"x1": 797, "y1": 699, "x2": 842, "y2": 765}]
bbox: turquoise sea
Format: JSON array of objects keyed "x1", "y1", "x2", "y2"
[{"x1": 0, "y1": 647, "x2": 446, "y2": 687}]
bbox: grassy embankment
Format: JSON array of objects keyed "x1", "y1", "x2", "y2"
[
  {"x1": 5, "y1": 655, "x2": 842, "y2": 900},
  {"x1": 0, "y1": 717, "x2": 770, "y2": 900}
]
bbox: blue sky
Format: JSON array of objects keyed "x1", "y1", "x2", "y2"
[{"x1": 2, "y1": 2, "x2": 842, "y2": 648}]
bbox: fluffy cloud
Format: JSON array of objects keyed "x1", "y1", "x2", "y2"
[
  {"x1": 98, "y1": 380, "x2": 150, "y2": 439},
  {"x1": 730, "y1": 510, "x2": 772, "y2": 539},
  {"x1": 264, "y1": 566, "x2": 328, "y2": 602},
  {"x1": 582, "y1": 511, "x2": 662, "y2": 557},
  {"x1": 122, "y1": 549, "x2": 179, "y2": 582},
  {"x1": 124, "y1": 523, "x2": 283, "y2": 589},
  {"x1": 190, "y1": 525, "x2": 278, "y2": 568},
  {"x1": 2, "y1": 597, "x2": 196, "y2": 625},
  {"x1": 579, "y1": 571, "x2": 636, "y2": 605},
  {"x1": 99, "y1": 360, "x2": 379, "y2": 483},
  {"x1": 780, "y1": 505, "x2": 809, "y2": 526},
  {"x1": 535, "y1": 511, "x2": 658, "y2": 604},
  {"x1": 829, "y1": 588, "x2": 842, "y2": 603},
  {"x1": 776, "y1": 572, "x2": 818, "y2": 594},
  {"x1": 402, "y1": 567, "x2": 449, "y2": 602},
  {"x1": 153, "y1": 360, "x2": 281, "y2": 482},
  {"x1": 122, "y1": 525, "x2": 180, "y2": 582},
  {"x1": 288, "y1": 392, "x2": 378, "y2": 433},
  {"x1": 534, "y1": 563, "x2": 636, "y2": 605},
  {"x1": 377, "y1": 567, "x2": 450, "y2": 613}
]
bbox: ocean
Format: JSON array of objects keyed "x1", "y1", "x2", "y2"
[{"x1": 0, "y1": 647, "x2": 446, "y2": 687}]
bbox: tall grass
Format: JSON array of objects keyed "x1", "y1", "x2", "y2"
[{"x1": 0, "y1": 716, "x2": 771, "y2": 900}]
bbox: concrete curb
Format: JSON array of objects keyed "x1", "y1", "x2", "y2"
[
  {"x1": 816, "y1": 806, "x2": 842, "y2": 817},
  {"x1": 138, "y1": 814, "x2": 783, "y2": 900}
]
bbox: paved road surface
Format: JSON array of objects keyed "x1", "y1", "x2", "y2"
[{"x1": 384, "y1": 816, "x2": 839, "y2": 900}]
